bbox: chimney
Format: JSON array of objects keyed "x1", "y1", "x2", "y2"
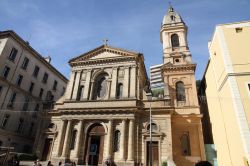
[{"x1": 44, "y1": 56, "x2": 51, "y2": 63}]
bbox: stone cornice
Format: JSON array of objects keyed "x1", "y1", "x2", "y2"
[
  {"x1": 70, "y1": 56, "x2": 137, "y2": 67},
  {"x1": 162, "y1": 63, "x2": 196, "y2": 72}
]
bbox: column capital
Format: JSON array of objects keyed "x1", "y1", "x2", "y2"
[{"x1": 87, "y1": 69, "x2": 92, "y2": 72}]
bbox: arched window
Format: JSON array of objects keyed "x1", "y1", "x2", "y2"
[
  {"x1": 116, "y1": 83, "x2": 123, "y2": 99},
  {"x1": 180, "y1": 133, "x2": 191, "y2": 156},
  {"x1": 70, "y1": 130, "x2": 77, "y2": 150},
  {"x1": 176, "y1": 81, "x2": 186, "y2": 102},
  {"x1": 147, "y1": 123, "x2": 158, "y2": 132},
  {"x1": 77, "y1": 85, "x2": 84, "y2": 101},
  {"x1": 92, "y1": 73, "x2": 108, "y2": 100},
  {"x1": 113, "y1": 130, "x2": 121, "y2": 152},
  {"x1": 171, "y1": 34, "x2": 180, "y2": 47}
]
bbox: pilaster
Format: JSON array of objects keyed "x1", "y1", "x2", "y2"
[
  {"x1": 74, "y1": 120, "x2": 84, "y2": 158},
  {"x1": 106, "y1": 120, "x2": 113, "y2": 158},
  {"x1": 120, "y1": 119, "x2": 126, "y2": 161},
  {"x1": 83, "y1": 70, "x2": 92, "y2": 100},
  {"x1": 61, "y1": 120, "x2": 72, "y2": 158},
  {"x1": 56, "y1": 120, "x2": 67, "y2": 157},
  {"x1": 127, "y1": 119, "x2": 134, "y2": 161},
  {"x1": 129, "y1": 66, "x2": 136, "y2": 98},
  {"x1": 65, "y1": 71, "x2": 76, "y2": 100},
  {"x1": 110, "y1": 67, "x2": 118, "y2": 98},
  {"x1": 123, "y1": 66, "x2": 130, "y2": 98},
  {"x1": 72, "y1": 71, "x2": 82, "y2": 100}
]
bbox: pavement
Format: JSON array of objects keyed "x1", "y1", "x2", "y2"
[{"x1": 20, "y1": 161, "x2": 48, "y2": 166}]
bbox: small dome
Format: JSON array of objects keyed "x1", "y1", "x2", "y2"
[{"x1": 162, "y1": 5, "x2": 183, "y2": 25}]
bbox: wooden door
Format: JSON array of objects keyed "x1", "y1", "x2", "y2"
[
  {"x1": 41, "y1": 138, "x2": 53, "y2": 161},
  {"x1": 146, "y1": 141, "x2": 159, "y2": 166}
]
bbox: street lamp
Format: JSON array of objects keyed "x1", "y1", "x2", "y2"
[{"x1": 146, "y1": 92, "x2": 152, "y2": 166}]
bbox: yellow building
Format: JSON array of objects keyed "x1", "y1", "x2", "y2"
[{"x1": 202, "y1": 21, "x2": 250, "y2": 166}]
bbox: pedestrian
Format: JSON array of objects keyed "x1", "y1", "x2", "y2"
[
  {"x1": 36, "y1": 159, "x2": 42, "y2": 166},
  {"x1": 47, "y1": 160, "x2": 53, "y2": 166}
]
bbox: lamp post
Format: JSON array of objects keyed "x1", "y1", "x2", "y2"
[{"x1": 146, "y1": 92, "x2": 152, "y2": 166}]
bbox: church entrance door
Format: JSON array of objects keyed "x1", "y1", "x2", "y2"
[
  {"x1": 146, "y1": 141, "x2": 159, "y2": 166},
  {"x1": 85, "y1": 123, "x2": 105, "y2": 166},
  {"x1": 41, "y1": 138, "x2": 53, "y2": 161}
]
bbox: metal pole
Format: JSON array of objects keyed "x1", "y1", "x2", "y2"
[{"x1": 149, "y1": 99, "x2": 152, "y2": 166}]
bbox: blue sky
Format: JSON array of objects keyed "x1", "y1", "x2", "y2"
[{"x1": 0, "y1": 0, "x2": 250, "y2": 79}]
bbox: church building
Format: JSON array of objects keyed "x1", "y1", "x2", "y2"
[{"x1": 34, "y1": 5, "x2": 205, "y2": 166}]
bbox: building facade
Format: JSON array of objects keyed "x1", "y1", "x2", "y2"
[
  {"x1": 201, "y1": 21, "x2": 250, "y2": 166},
  {"x1": 34, "y1": 6, "x2": 205, "y2": 166},
  {"x1": 0, "y1": 31, "x2": 68, "y2": 153},
  {"x1": 150, "y1": 64, "x2": 164, "y2": 97}
]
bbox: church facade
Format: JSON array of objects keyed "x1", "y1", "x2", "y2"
[{"x1": 34, "y1": 6, "x2": 205, "y2": 166}]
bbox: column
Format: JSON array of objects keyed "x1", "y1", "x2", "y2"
[
  {"x1": 110, "y1": 67, "x2": 118, "y2": 98},
  {"x1": 120, "y1": 119, "x2": 126, "y2": 160},
  {"x1": 56, "y1": 120, "x2": 67, "y2": 157},
  {"x1": 123, "y1": 67, "x2": 130, "y2": 98},
  {"x1": 83, "y1": 70, "x2": 92, "y2": 100},
  {"x1": 129, "y1": 66, "x2": 136, "y2": 98},
  {"x1": 127, "y1": 119, "x2": 134, "y2": 161},
  {"x1": 106, "y1": 120, "x2": 113, "y2": 157},
  {"x1": 72, "y1": 71, "x2": 81, "y2": 100},
  {"x1": 74, "y1": 120, "x2": 84, "y2": 158},
  {"x1": 61, "y1": 120, "x2": 72, "y2": 158},
  {"x1": 65, "y1": 71, "x2": 76, "y2": 100}
]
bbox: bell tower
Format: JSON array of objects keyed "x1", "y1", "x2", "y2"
[
  {"x1": 160, "y1": 5, "x2": 192, "y2": 65},
  {"x1": 160, "y1": 5, "x2": 205, "y2": 165}
]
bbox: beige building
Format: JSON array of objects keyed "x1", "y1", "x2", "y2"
[
  {"x1": 201, "y1": 21, "x2": 250, "y2": 166},
  {"x1": 34, "y1": 5, "x2": 205, "y2": 166},
  {"x1": 150, "y1": 64, "x2": 164, "y2": 90},
  {"x1": 0, "y1": 30, "x2": 68, "y2": 153}
]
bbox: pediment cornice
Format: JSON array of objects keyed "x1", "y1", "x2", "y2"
[
  {"x1": 69, "y1": 45, "x2": 142, "y2": 66},
  {"x1": 70, "y1": 56, "x2": 137, "y2": 67}
]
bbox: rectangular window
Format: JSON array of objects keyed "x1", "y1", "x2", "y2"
[
  {"x1": 8, "y1": 48, "x2": 18, "y2": 62},
  {"x1": 33, "y1": 66, "x2": 40, "y2": 78},
  {"x1": 42, "y1": 72, "x2": 49, "y2": 84},
  {"x1": 61, "y1": 87, "x2": 66, "y2": 96},
  {"x1": 21, "y1": 57, "x2": 29, "y2": 70},
  {"x1": 34, "y1": 104, "x2": 39, "y2": 111},
  {"x1": 22, "y1": 97, "x2": 29, "y2": 111},
  {"x1": 29, "y1": 82, "x2": 34, "y2": 93},
  {"x1": 248, "y1": 83, "x2": 250, "y2": 91},
  {"x1": 7, "y1": 92, "x2": 16, "y2": 108},
  {"x1": 1, "y1": 114, "x2": 10, "y2": 129},
  {"x1": 53, "y1": 80, "x2": 58, "y2": 90},
  {"x1": 2, "y1": 66, "x2": 10, "y2": 79},
  {"x1": 16, "y1": 74, "x2": 23, "y2": 87},
  {"x1": 0, "y1": 86, "x2": 2, "y2": 95},
  {"x1": 16, "y1": 118, "x2": 24, "y2": 133},
  {"x1": 28, "y1": 122, "x2": 34, "y2": 135},
  {"x1": 39, "y1": 88, "x2": 44, "y2": 99}
]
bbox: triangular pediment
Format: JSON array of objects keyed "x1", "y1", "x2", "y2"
[{"x1": 69, "y1": 45, "x2": 141, "y2": 64}]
